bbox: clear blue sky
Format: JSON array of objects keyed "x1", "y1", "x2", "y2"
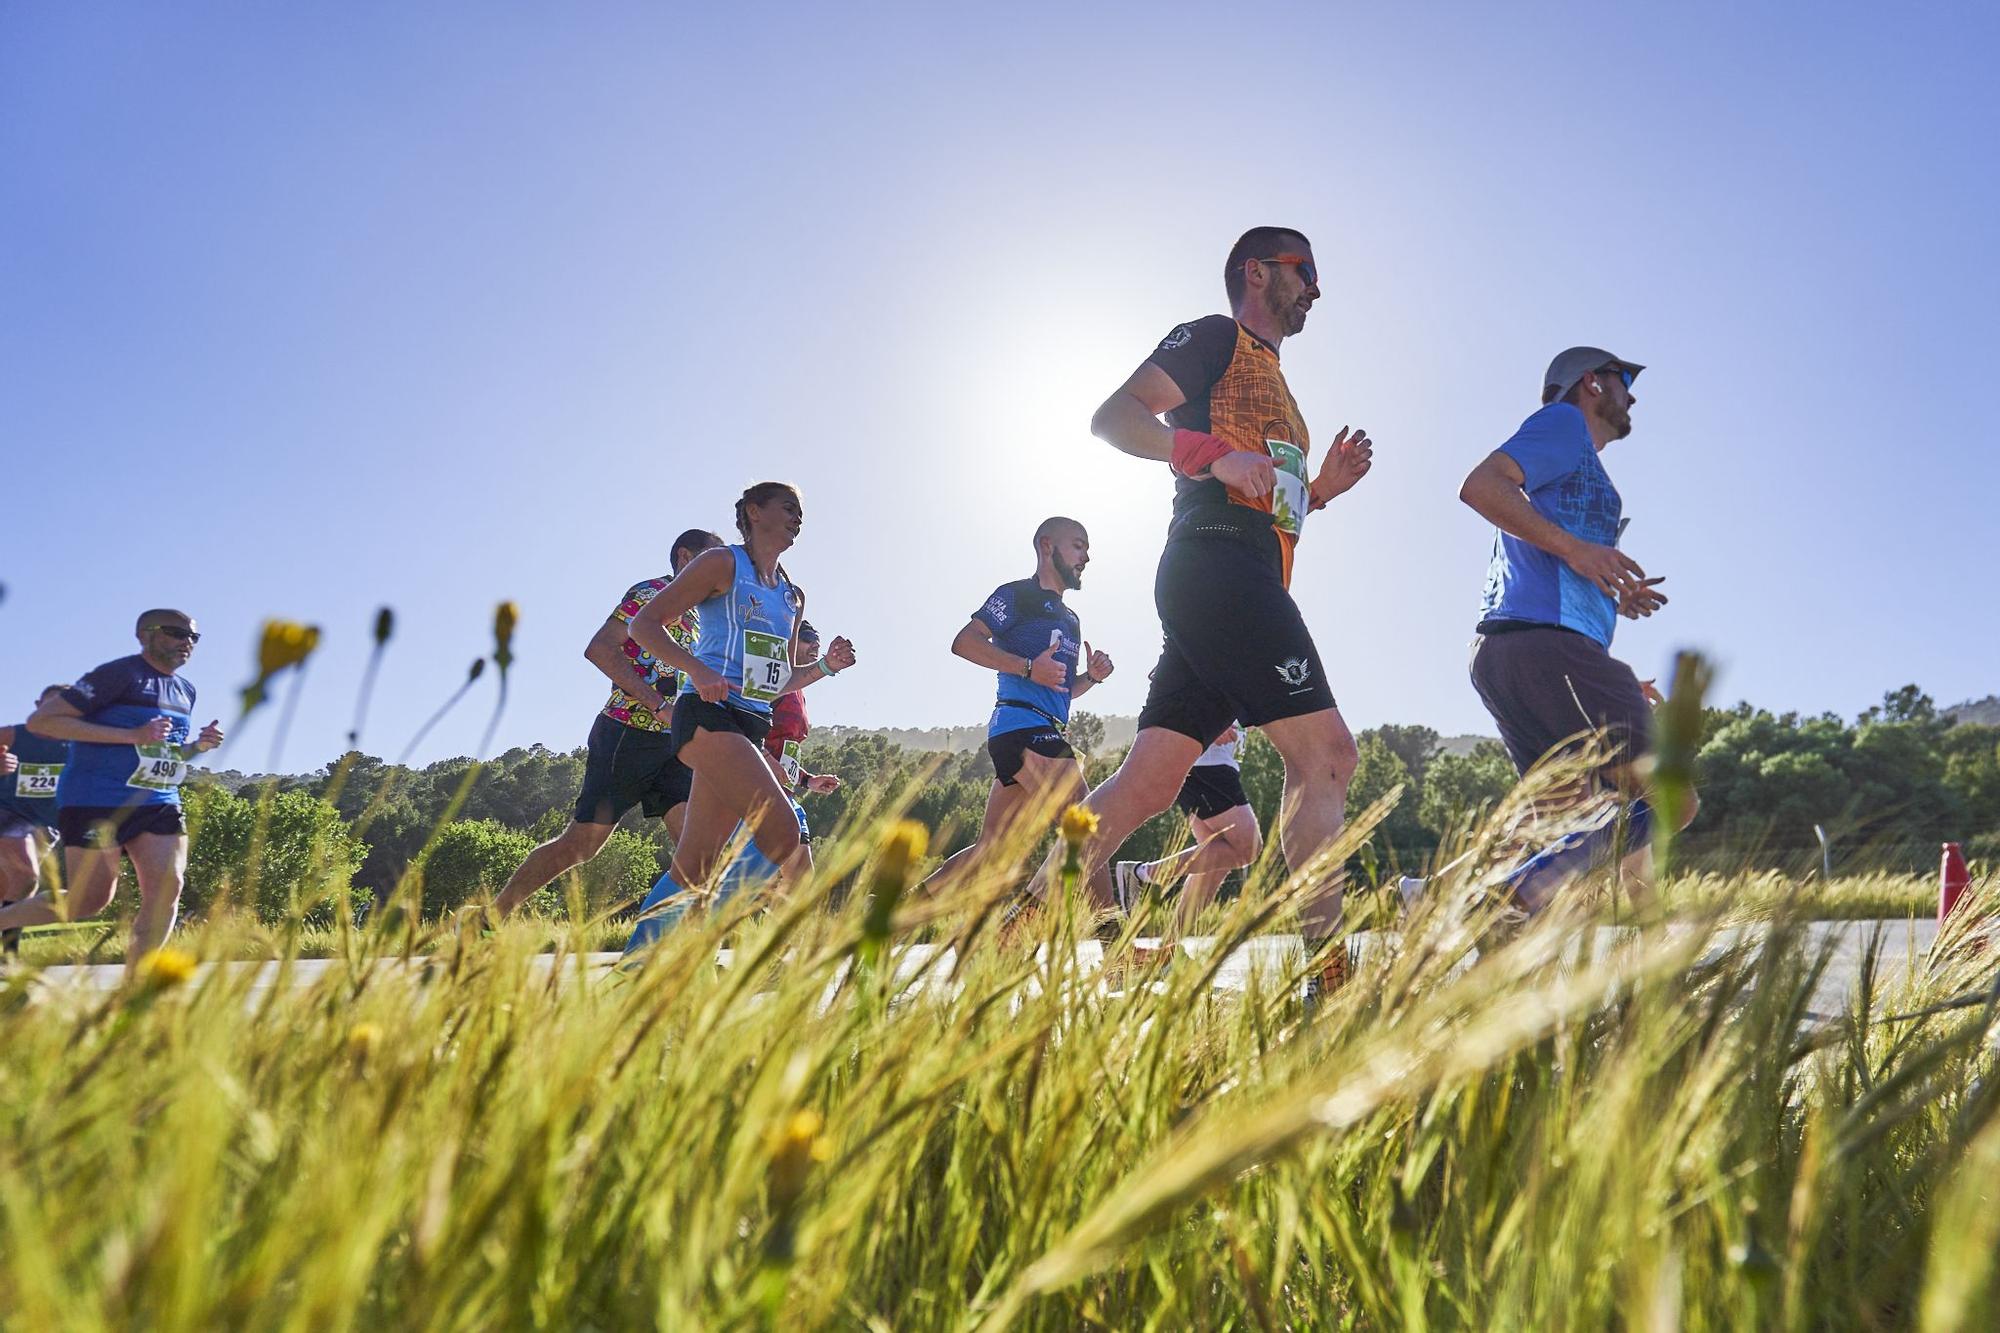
[{"x1": 5, "y1": 1, "x2": 1995, "y2": 771}]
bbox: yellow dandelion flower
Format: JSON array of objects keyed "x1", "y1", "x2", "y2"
[
  {"x1": 133, "y1": 946, "x2": 197, "y2": 989},
  {"x1": 256, "y1": 620, "x2": 321, "y2": 678},
  {"x1": 1060, "y1": 803, "x2": 1100, "y2": 848},
  {"x1": 347, "y1": 1022, "x2": 383, "y2": 1061},
  {"x1": 876, "y1": 820, "x2": 928, "y2": 886},
  {"x1": 493, "y1": 601, "x2": 520, "y2": 669}
]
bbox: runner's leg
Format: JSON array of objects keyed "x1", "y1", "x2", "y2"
[
  {"x1": 1169, "y1": 806, "x2": 1262, "y2": 928},
  {"x1": 493, "y1": 821, "x2": 616, "y2": 916},
  {"x1": 0, "y1": 842, "x2": 117, "y2": 932},
  {"x1": 922, "y1": 780, "x2": 1029, "y2": 897},
  {"x1": 0, "y1": 833, "x2": 39, "y2": 904},
  {"x1": 674, "y1": 728, "x2": 805, "y2": 889},
  {"x1": 1258, "y1": 705, "x2": 1359, "y2": 938},
  {"x1": 1061, "y1": 727, "x2": 1204, "y2": 909},
  {"x1": 126, "y1": 831, "x2": 189, "y2": 958}
]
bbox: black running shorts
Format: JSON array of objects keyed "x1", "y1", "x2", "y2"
[
  {"x1": 572, "y1": 714, "x2": 692, "y2": 826},
  {"x1": 1467, "y1": 623, "x2": 1653, "y2": 776},
  {"x1": 1138, "y1": 512, "x2": 1337, "y2": 745},
  {"x1": 1176, "y1": 763, "x2": 1249, "y2": 821},
  {"x1": 669, "y1": 693, "x2": 774, "y2": 753},
  {"x1": 57, "y1": 803, "x2": 187, "y2": 849},
  {"x1": 987, "y1": 725, "x2": 1075, "y2": 787}
]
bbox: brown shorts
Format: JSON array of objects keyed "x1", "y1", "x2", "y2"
[{"x1": 1468, "y1": 623, "x2": 1652, "y2": 776}]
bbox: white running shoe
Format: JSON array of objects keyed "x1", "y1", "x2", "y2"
[
  {"x1": 1397, "y1": 875, "x2": 1427, "y2": 911},
  {"x1": 1113, "y1": 861, "x2": 1143, "y2": 914}
]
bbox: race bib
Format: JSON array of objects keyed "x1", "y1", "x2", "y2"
[
  {"x1": 16, "y1": 763, "x2": 60, "y2": 798},
  {"x1": 1266, "y1": 439, "x2": 1309, "y2": 537},
  {"x1": 741, "y1": 630, "x2": 791, "y2": 703},
  {"x1": 779, "y1": 740, "x2": 803, "y2": 788},
  {"x1": 128, "y1": 743, "x2": 188, "y2": 792}
]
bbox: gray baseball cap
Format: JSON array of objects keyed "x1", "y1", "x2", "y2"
[{"x1": 1544, "y1": 346, "x2": 1645, "y2": 400}]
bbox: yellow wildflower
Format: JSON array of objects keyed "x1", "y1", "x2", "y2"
[
  {"x1": 876, "y1": 820, "x2": 928, "y2": 887},
  {"x1": 347, "y1": 1022, "x2": 383, "y2": 1062},
  {"x1": 256, "y1": 620, "x2": 321, "y2": 678},
  {"x1": 492, "y1": 601, "x2": 520, "y2": 670},
  {"x1": 1060, "y1": 803, "x2": 1100, "y2": 848},
  {"x1": 133, "y1": 946, "x2": 197, "y2": 990}
]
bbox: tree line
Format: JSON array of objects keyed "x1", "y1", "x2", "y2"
[{"x1": 166, "y1": 685, "x2": 2000, "y2": 924}]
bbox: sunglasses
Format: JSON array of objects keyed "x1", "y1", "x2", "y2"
[
  {"x1": 1253, "y1": 253, "x2": 1318, "y2": 287},
  {"x1": 146, "y1": 624, "x2": 200, "y2": 643},
  {"x1": 1599, "y1": 366, "x2": 1635, "y2": 390}
]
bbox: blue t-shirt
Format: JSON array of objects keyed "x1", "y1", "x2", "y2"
[
  {"x1": 0, "y1": 723, "x2": 68, "y2": 828},
  {"x1": 680, "y1": 546, "x2": 800, "y2": 716},
  {"x1": 1477, "y1": 403, "x2": 1623, "y2": 647},
  {"x1": 55, "y1": 656, "x2": 199, "y2": 808},
  {"x1": 973, "y1": 579, "x2": 1081, "y2": 738}
]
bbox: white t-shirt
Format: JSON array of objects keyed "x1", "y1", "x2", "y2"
[{"x1": 1195, "y1": 729, "x2": 1241, "y2": 770}]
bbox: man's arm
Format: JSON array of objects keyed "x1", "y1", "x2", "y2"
[
  {"x1": 952, "y1": 620, "x2": 1029, "y2": 677},
  {"x1": 1458, "y1": 451, "x2": 1647, "y2": 598},
  {"x1": 1069, "y1": 642, "x2": 1113, "y2": 698},
  {"x1": 25, "y1": 695, "x2": 169, "y2": 746},
  {"x1": 1090, "y1": 362, "x2": 1187, "y2": 463},
  {"x1": 583, "y1": 615, "x2": 671, "y2": 711},
  {"x1": 628, "y1": 549, "x2": 735, "y2": 698}
]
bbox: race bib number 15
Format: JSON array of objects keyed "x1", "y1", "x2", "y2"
[{"x1": 741, "y1": 630, "x2": 791, "y2": 703}]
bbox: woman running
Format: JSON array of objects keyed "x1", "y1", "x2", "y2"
[{"x1": 628, "y1": 482, "x2": 855, "y2": 904}]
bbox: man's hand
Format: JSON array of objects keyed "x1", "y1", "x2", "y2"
[
  {"x1": 1209, "y1": 451, "x2": 1275, "y2": 500},
  {"x1": 129, "y1": 717, "x2": 173, "y2": 745},
  {"x1": 193, "y1": 719, "x2": 225, "y2": 753},
  {"x1": 1215, "y1": 724, "x2": 1239, "y2": 747},
  {"x1": 1310, "y1": 426, "x2": 1373, "y2": 507},
  {"x1": 1084, "y1": 645, "x2": 1114, "y2": 682},
  {"x1": 1029, "y1": 642, "x2": 1067, "y2": 688},
  {"x1": 1639, "y1": 679, "x2": 1667, "y2": 706},
  {"x1": 1561, "y1": 540, "x2": 1647, "y2": 599},
  {"x1": 1618, "y1": 578, "x2": 1669, "y2": 620},
  {"x1": 805, "y1": 773, "x2": 842, "y2": 795},
  {"x1": 652, "y1": 687, "x2": 675, "y2": 713},
  {"x1": 689, "y1": 664, "x2": 730, "y2": 704},
  {"x1": 823, "y1": 636, "x2": 857, "y2": 674},
  {"x1": 0, "y1": 744, "x2": 14, "y2": 776}
]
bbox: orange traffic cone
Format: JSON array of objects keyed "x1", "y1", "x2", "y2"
[{"x1": 1939, "y1": 842, "x2": 1971, "y2": 923}]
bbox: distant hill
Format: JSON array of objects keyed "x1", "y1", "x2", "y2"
[{"x1": 1946, "y1": 696, "x2": 2000, "y2": 727}]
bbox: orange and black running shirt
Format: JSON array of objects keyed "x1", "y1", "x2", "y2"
[
  {"x1": 1148, "y1": 314, "x2": 1311, "y2": 587},
  {"x1": 602, "y1": 578, "x2": 698, "y2": 733}
]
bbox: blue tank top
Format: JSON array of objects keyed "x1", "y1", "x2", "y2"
[
  {"x1": 680, "y1": 546, "x2": 799, "y2": 716},
  {"x1": 55, "y1": 655, "x2": 199, "y2": 808},
  {"x1": 0, "y1": 723, "x2": 68, "y2": 827}
]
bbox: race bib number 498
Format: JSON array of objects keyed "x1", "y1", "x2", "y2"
[{"x1": 128, "y1": 743, "x2": 188, "y2": 792}]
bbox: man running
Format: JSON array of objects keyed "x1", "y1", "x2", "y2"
[
  {"x1": 491, "y1": 529, "x2": 723, "y2": 917},
  {"x1": 629, "y1": 482, "x2": 856, "y2": 901},
  {"x1": 1113, "y1": 723, "x2": 1262, "y2": 930},
  {"x1": 1062, "y1": 227, "x2": 1373, "y2": 996},
  {"x1": 922, "y1": 517, "x2": 1113, "y2": 897},
  {"x1": 0, "y1": 685, "x2": 69, "y2": 953},
  {"x1": 1458, "y1": 347, "x2": 1692, "y2": 908},
  {"x1": 0, "y1": 611, "x2": 222, "y2": 959}
]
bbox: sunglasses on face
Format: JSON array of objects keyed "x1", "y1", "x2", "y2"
[
  {"x1": 147, "y1": 624, "x2": 200, "y2": 643},
  {"x1": 1599, "y1": 367, "x2": 1634, "y2": 390},
  {"x1": 1253, "y1": 253, "x2": 1318, "y2": 288}
]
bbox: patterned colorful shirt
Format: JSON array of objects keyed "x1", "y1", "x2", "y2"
[{"x1": 602, "y1": 578, "x2": 699, "y2": 732}]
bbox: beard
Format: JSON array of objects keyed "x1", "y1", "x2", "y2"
[{"x1": 1054, "y1": 554, "x2": 1083, "y2": 590}]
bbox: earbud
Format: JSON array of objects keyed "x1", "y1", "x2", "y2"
[{"x1": 1587, "y1": 380, "x2": 1604, "y2": 395}]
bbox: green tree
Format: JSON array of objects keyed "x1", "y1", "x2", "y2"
[
  {"x1": 1068, "y1": 711, "x2": 1106, "y2": 760},
  {"x1": 182, "y1": 783, "x2": 369, "y2": 924},
  {"x1": 412, "y1": 820, "x2": 534, "y2": 920},
  {"x1": 1418, "y1": 742, "x2": 1517, "y2": 839}
]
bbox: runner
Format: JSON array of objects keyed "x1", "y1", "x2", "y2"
[
  {"x1": 0, "y1": 686, "x2": 70, "y2": 954},
  {"x1": 1060, "y1": 226, "x2": 1374, "y2": 999},
  {"x1": 1458, "y1": 347, "x2": 1694, "y2": 909},
  {"x1": 490, "y1": 529, "x2": 723, "y2": 917},
  {"x1": 921, "y1": 517, "x2": 1114, "y2": 898},
  {"x1": 0, "y1": 611, "x2": 223, "y2": 960},
  {"x1": 627, "y1": 482, "x2": 855, "y2": 902},
  {"x1": 623, "y1": 621, "x2": 843, "y2": 951},
  {"x1": 1112, "y1": 722, "x2": 1262, "y2": 931}
]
